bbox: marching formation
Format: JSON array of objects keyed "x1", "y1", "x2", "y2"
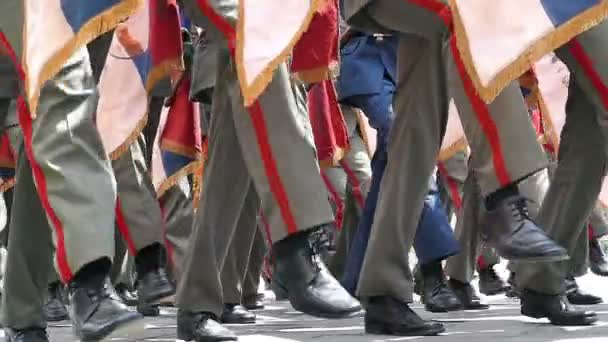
[{"x1": 0, "y1": 0, "x2": 608, "y2": 341}]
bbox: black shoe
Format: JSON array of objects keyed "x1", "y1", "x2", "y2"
[
  {"x1": 365, "y1": 296, "x2": 445, "y2": 336},
  {"x1": 220, "y1": 304, "x2": 256, "y2": 324},
  {"x1": 45, "y1": 282, "x2": 70, "y2": 322},
  {"x1": 478, "y1": 266, "x2": 510, "y2": 296},
  {"x1": 115, "y1": 284, "x2": 138, "y2": 306},
  {"x1": 177, "y1": 310, "x2": 237, "y2": 342},
  {"x1": 420, "y1": 263, "x2": 463, "y2": 313},
  {"x1": 137, "y1": 302, "x2": 161, "y2": 317},
  {"x1": 5, "y1": 328, "x2": 49, "y2": 342},
  {"x1": 137, "y1": 267, "x2": 175, "y2": 305},
  {"x1": 481, "y1": 194, "x2": 568, "y2": 262},
  {"x1": 69, "y1": 280, "x2": 143, "y2": 342},
  {"x1": 272, "y1": 228, "x2": 362, "y2": 318},
  {"x1": 242, "y1": 294, "x2": 265, "y2": 310},
  {"x1": 564, "y1": 278, "x2": 603, "y2": 305},
  {"x1": 589, "y1": 238, "x2": 608, "y2": 277},
  {"x1": 448, "y1": 279, "x2": 489, "y2": 310},
  {"x1": 521, "y1": 289, "x2": 598, "y2": 326}
]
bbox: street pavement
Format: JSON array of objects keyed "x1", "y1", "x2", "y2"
[{"x1": 4, "y1": 271, "x2": 608, "y2": 342}]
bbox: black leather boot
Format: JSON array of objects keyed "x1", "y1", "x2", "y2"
[
  {"x1": 521, "y1": 289, "x2": 598, "y2": 326},
  {"x1": 69, "y1": 260, "x2": 143, "y2": 342},
  {"x1": 177, "y1": 310, "x2": 237, "y2": 342},
  {"x1": 478, "y1": 265, "x2": 510, "y2": 295},
  {"x1": 448, "y1": 279, "x2": 489, "y2": 310},
  {"x1": 5, "y1": 328, "x2": 49, "y2": 342},
  {"x1": 420, "y1": 262, "x2": 463, "y2": 313},
  {"x1": 135, "y1": 244, "x2": 175, "y2": 305},
  {"x1": 272, "y1": 228, "x2": 361, "y2": 318},
  {"x1": 564, "y1": 278, "x2": 603, "y2": 305},
  {"x1": 220, "y1": 304, "x2": 256, "y2": 324},
  {"x1": 44, "y1": 282, "x2": 69, "y2": 322},
  {"x1": 589, "y1": 237, "x2": 608, "y2": 277},
  {"x1": 365, "y1": 296, "x2": 445, "y2": 336},
  {"x1": 481, "y1": 192, "x2": 567, "y2": 262}
]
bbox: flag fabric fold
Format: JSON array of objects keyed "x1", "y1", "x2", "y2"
[
  {"x1": 308, "y1": 79, "x2": 349, "y2": 168},
  {"x1": 151, "y1": 76, "x2": 204, "y2": 203},
  {"x1": 449, "y1": 0, "x2": 608, "y2": 103},
  {"x1": 290, "y1": 0, "x2": 339, "y2": 84},
  {"x1": 24, "y1": 0, "x2": 142, "y2": 115},
  {"x1": 235, "y1": 0, "x2": 322, "y2": 105}
]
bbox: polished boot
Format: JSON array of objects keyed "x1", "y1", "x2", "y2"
[
  {"x1": 177, "y1": 310, "x2": 237, "y2": 342},
  {"x1": 242, "y1": 294, "x2": 265, "y2": 310},
  {"x1": 589, "y1": 237, "x2": 608, "y2": 277},
  {"x1": 135, "y1": 244, "x2": 176, "y2": 305},
  {"x1": 448, "y1": 279, "x2": 489, "y2": 310},
  {"x1": 420, "y1": 262, "x2": 463, "y2": 313},
  {"x1": 137, "y1": 267, "x2": 175, "y2": 305},
  {"x1": 5, "y1": 328, "x2": 49, "y2": 342},
  {"x1": 564, "y1": 278, "x2": 603, "y2": 305},
  {"x1": 272, "y1": 228, "x2": 361, "y2": 318},
  {"x1": 220, "y1": 304, "x2": 256, "y2": 324},
  {"x1": 115, "y1": 284, "x2": 138, "y2": 306},
  {"x1": 521, "y1": 289, "x2": 598, "y2": 326},
  {"x1": 44, "y1": 282, "x2": 70, "y2": 322},
  {"x1": 478, "y1": 265, "x2": 510, "y2": 295},
  {"x1": 365, "y1": 296, "x2": 445, "y2": 336},
  {"x1": 69, "y1": 260, "x2": 143, "y2": 342},
  {"x1": 481, "y1": 192, "x2": 568, "y2": 262}
]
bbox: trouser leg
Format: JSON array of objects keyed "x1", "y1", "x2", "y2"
[
  {"x1": 112, "y1": 134, "x2": 163, "y2": 253},
  {"x1": 446, "y1": 171, "x2": 482, "y2": 283},
  {"x1": 160, "y1": 178, "x2": 194, "y2": 283},
  {"x1": 221, "y1": 188, "x2": 259, "y2": 305},
  {"x1": 518, "y1": 83, "x2": 606, "y2": 294},
  {"x1": 589, "y1": 205, "x2": 608, "y2": 238},
  {"x1": 354, "y1": 0, "x2": 546, "y2": 301},
  {"x1": 22, "y1": 48, "x2": 116, "y2": 282},
  {"x1": 242, "y1": 229, "x2": 266, "y2": 301},
  {"x1": 568, "y1": 227, "x2": 589, "y2": 279}
]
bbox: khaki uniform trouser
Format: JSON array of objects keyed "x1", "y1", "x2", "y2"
[
  {"x1": 346, "y1": 0, "x2": 547, "y2": 302},
  {"x1": 176, "y1": 0, "x2": 334, "y2": 317},
  {"x1": 1, "y1": 48, "x2": 116, "y2": 329}
]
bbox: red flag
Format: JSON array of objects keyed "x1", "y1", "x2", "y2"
[
  {"x1": 148, "y1": 0, "x2": 184, "y2": 90},
  {"x1": 290, "y1": 0, "x2": 339, "y2": 84},
  {"x1": 308, "y1": 79, "x2": 349, "y2": 168}
]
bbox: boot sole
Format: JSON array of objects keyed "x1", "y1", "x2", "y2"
[
  {"x1": 76, "y1": 314, "x2": 144, "y2": 342},
  {"x1": 366, "y1": 322, "x2": 445, "y2": 336},
  {"x1": 521, "y1": 308, "x2": 599, "y2": 326}
]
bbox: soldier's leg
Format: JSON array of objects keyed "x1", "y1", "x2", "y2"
[
  {"x1": 220, "y1": 186, "x2": 258, "y2": 324},
  {"x1": 446, "y1": 171, "x2": 482, "y2": 284},
  {"x1": 112, "y1": 134, "x2": 163, "y2": 253},
  {"x1": 160, "y1": 178, "x2": 194, "y2": 283},
  {"x1": 517, "y1": 82, "x2": 603, "y2": 324},
  {"x1": 589, "y1": 204, "x2": 608, "y2": 276},
  {"x1": 177, "y1": 54, "x2": 258, "y2": 331},
  {"x1": 3, "y1": 47, "x2": 142, "y2": 339},
  {"x1": 242, "y1": 229, "x2": 266, "y2": 308}
]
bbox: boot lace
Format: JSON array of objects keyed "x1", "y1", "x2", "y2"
[{"x1": 508, "y1": 197, "x2": 532, "y2": 222}]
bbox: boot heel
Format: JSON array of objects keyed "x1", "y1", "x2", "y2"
[{"x1": 271, "y1": 280, "x2": 288, "y2": 300}]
